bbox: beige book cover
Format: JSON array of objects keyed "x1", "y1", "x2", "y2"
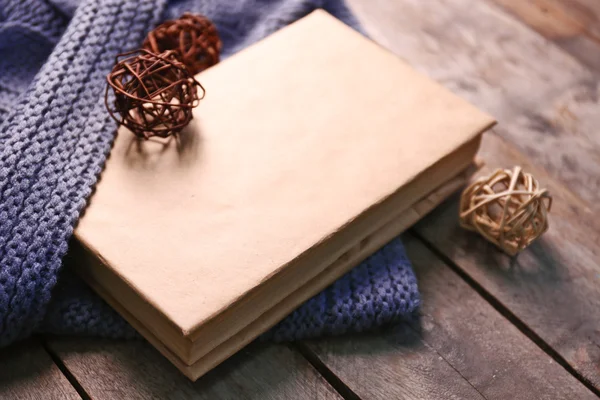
[
  {"x1": 71, "y1": 164, "x2": 479, "y2": 380},
  {"x1": 73, "y1": 9, "x2": 495, "y2": 376}
]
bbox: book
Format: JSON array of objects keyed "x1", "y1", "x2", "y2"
[
  {"x1": 71, "y1": 163, "x2": 480, "y2": 380},
  {"x1": 72, "y1": 10, "x2": 495, "y2": 380}
]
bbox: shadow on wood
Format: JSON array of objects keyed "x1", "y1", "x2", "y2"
[
  {"x1": 47, "y1": 337, "x2": 341, "y2": 400},
  {"x1": 0, "y1": 339, "x2": 79, "y2": 400}
]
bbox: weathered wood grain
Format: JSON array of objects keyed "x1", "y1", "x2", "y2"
[
  {"x1": 345, "y1": 5, "x2": 600, "y2": 387},
  {"x1": 47, "y1": 338, "x2": 340, "y2": 400},
  {"x1": 302, "y1": 325, "x2": 487, "y2": 400},
  {"x1": 565, "y1": 0, "x2": 600, "y2": 38},
  {"x1": 414, "y1": 133, "x2": 600, "y2": 389},
  {"x1": 347, "y1": 0, "x2": 600, "y2": 210},
  {"x1": 302, "y1": 233, "x2": 596, "y2": 399},
  {"x1": 0, "y1": 339, "x2": 79, "y2": 400},
  {"x1": 490, "y1": 0, "x2": 600, "y2": 71}
]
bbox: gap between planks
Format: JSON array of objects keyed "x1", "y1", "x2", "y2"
[
  {"x1": 347, "y1": 0, "x2": 600, "y2": 390},
  {"x1": 293, "y1": 342, "x2": 362, "y2": 400},
  {"x1": 0, "y1": 338, "x2": 82, "y2": 400},
  {"x1": 297, "y1": 231, "x2": 598, "y2": 399},
  {"x1": 45, "y1": 337, "x2": 344, "y2": 400},
  {"x1": 39, "y1": 335, "x2": 92, "y2": 400},
  {"x1": 409, "y1": 229, "x2": 600, "y2": 398},
  {"x1": 412, "y1": 132, "x2": 600, "y2": 391}
]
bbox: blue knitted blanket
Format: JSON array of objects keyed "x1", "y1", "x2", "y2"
[{"x1": 0, "y1": 0, "x2": 420, "y2": 346}]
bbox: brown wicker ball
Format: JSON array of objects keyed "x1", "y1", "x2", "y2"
[
  {"x1": 459, "y1": 166, "x2": 552, "y2": 256},
  {"x1": 105, "y1": 49, "x2": 204, "y2": 139},
  {"x1": 143, "y1": 13, "x2": 221, "y2": 75}
]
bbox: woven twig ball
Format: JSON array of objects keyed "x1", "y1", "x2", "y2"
[
  {"x1": 143, "y1": 13, "x2": 221, "y2": 75},
  {"x1": 459, "y1": 166, "x2": 552, "y2": 256},
  {"x1": 105, "y1": 49, "x2": 204, "y2": 139}
]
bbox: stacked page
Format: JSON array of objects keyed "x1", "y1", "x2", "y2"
[{"x1": 73, "y1": 10, "x2": 495, "y2": 380}]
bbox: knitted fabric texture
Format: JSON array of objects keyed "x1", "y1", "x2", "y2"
[{"x1": 0, "y1": 0, "x2": 420, "y2": 347}]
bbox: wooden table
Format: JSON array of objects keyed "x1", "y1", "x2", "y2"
[{"x1": 3, "y1": 1, "x2": 600, "y2": 398}]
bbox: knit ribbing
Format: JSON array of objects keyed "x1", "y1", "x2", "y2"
[
  {"x1": 0, "y1": 0, "x2": 167, "y2": 345},
  {"x1": 0, "y1": 0, "x2": 420, "y2": 346}
]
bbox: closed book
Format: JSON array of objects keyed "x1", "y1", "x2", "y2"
[{"x1": 73, "y1": 10, "x2": 495, "y2": 380}]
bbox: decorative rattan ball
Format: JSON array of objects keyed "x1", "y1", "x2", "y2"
[
  {"x1": 143, "y1": 13, "x2": 221, "y2": 75},
  {"x1": 105, "y1": 49, "x2": 204, "y2": 139},
  {"x1": 459, "y1": 166, "x2": 552, "y2": 256}
]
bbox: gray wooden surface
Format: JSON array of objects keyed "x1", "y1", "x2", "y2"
[
  {"x1": 0, "y1": 339, "x2": 79, "y2": 400},
  {"x1": 304, "y1": 234, "x2": 596, "y2": 400},
  {"x1": 416, "y1": 134, "x2": 600, "y2": 391},
  {"x1": 2, "y1": 0, "x2": 600, "y2": 398},
  {"x1": 47, "y1": 338, "x2": 340, "y2": 400}
]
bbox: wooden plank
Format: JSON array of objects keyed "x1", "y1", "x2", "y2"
[
  {"x1": 566, "y1": 0, "x2": 600, "y2": 38},
  {"x1": 303, "y1": 325, "x2": 488, "y2": 400},
  {"x1": 47, "y1": 338, "x2": 341, "y2": 400},
  {"x1": 302, "y1": 233, "x2": 596, "y2": 400},
  {"x1": 0, "y1": 339, "x2": 80, "y2": 400},
  {"x1": 337, "y1": 0, "x2": 600, "y2": 390},
  {"x1": 414, "y1": 133, "x2": 600, "y2": 390},
  {"x1": 347, "y1": 0, "x2": 600, "y2": 210},
  {"x1": 490, "y1": 0, "x2": 600, "y2": 71}
]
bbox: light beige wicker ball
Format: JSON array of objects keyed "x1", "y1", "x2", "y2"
[{"x1": 459, "y1": 166, "x2": 552, "y2": 256}]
